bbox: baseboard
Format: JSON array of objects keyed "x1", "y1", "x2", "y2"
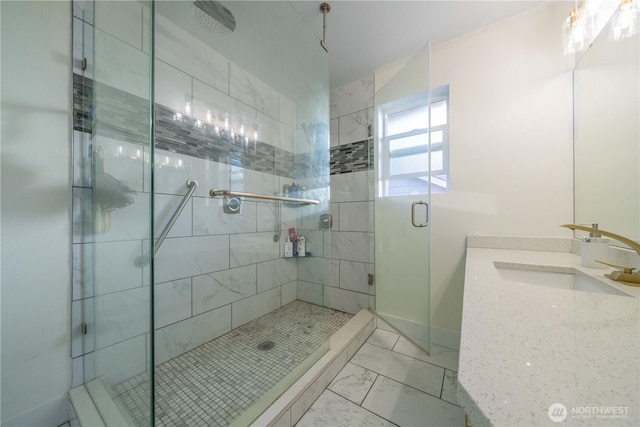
[
  {"x1": 431, "y1": 325, "x2": 460, "y2": 350},
  {"x1": 1, "y1": 396, "x2": 70, "y2": 427},
  {"x1": 372, "y1": 312, "x2": 461, "y2": 351},
  {"x1": 374, "y1": 312, "x2": 429, "y2": 350}
]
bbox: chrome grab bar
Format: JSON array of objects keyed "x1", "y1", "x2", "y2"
[
  {"x1": 209, "y1": 189, "x2": 319, "y2": 205},
  {"x1": 155, "y1": 179, "x2": 198, "y2": 253},
  {"x1": 135, "y1": 179, "x2": 198, "y2": 267}
]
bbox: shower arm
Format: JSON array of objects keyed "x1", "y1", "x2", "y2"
[
  {"x1": 320, "y1": 2, "x2": 330, "y2": 52},
  {"x1": 135, "y1": 179, "x2": 198, "y2": 268}
]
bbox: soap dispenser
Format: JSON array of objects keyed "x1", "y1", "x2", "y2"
[{"x1": 580, "y1": 224, "x2": 610, "y2": 269}]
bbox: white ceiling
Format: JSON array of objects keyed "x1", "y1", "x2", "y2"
[
  {"x1": 158, "y1": 1, "x2": 546, "y2": 94},
  {"x1": 289, "y1": 0, "x2": 544, "y2": 89}
]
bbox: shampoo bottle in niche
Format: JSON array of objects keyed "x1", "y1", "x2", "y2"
[
  {"x1": 297, "y1": 236, "x2": 306, "y2": 257},
  {"x1": 288, "y1": 227, "x2": 298, "y2": 256},
  {"x1": 581, "y1": 224, "x2": 610, "y2": 269},
  {"x1": 284, "y1": 236, "x2": 293, "y2": 258}
]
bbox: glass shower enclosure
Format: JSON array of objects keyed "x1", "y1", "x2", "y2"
[
  {"x1": 72, "y1": 0, "x2": 155, "y2": 423},
  {"x1": 71, "y1": 1, "x2": 332, "y2": 424},
  {"x1": 374, "y1": 44, "x2": 432, "y2": 353}
]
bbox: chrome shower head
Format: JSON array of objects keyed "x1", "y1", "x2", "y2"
[{"x1": 193, "y1": 1, "x2": 236, "y2": 34}]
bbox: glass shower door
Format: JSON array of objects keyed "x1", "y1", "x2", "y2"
[
  {"x1": 374, "y1": 43, "x2": 431, "y2": 353},
  {"x1": 72, "y1": 0, "x2": 154, "y2": 423}
]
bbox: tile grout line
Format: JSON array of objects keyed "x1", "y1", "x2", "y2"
[
  {"x1": 356, "y1": 366, "x2": 458, "y2": 409},
  {"x1": 323, "y1": 388, "x2": 400, "y2": 427},
  {"x1": 347, "y1": 353, "x2": 457, "y2": 406},
  {"x1": 363, "y1": 335, "x2": 460, "y2": 373},
  {"x1": 354, "y1": 372, "x2": 379, "y2": 408}
]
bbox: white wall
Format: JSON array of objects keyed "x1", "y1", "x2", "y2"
[
  {"x1": 373, "y1": 1, "x2": 574, "y2": 347},
  {"x1": 428, "y1": 1, "x2": 575, "y2": 337},
  {"x1": 1, "y1": 1, "x2": 72, "y2": 426}
]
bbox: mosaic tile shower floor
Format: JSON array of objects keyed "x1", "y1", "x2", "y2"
[{"x1": 112, "y1": 301, "x2": 353, "y2": 426}]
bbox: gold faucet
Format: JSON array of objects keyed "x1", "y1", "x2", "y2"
[{"x1": 561, "y1": 224, "x2": 640, "y2": 286}]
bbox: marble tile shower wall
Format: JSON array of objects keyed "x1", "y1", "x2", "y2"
[
  {"x1": 296, "y1": 77, "x2": 376, "y2": 315},
  {"x1": 71, "y1": 2, "x2": 327, "y2": 389}
]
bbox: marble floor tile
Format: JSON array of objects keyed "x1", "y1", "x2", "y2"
[
  {"x1": 328, "y1": 362, "x2": 378, "y2": 405},
  {"x1": 351, "y1": 343, "x2": 444, "y2": 397},
  {"x1": 392, "y1": 337, "x2": 460, "y2": 371},
  {"x1": 299, "y1": 327, "x2": 462, "y2": 426},
  {"x1": 362, "y1": 375, "x2": 465, "y2": 427},
  {"x1": 367, "y1": 329, "x2": 400, "y2": 350},
  {"x1": 297, "y1": 390, "x2": 394, "y2": 427},
  {"x1": 441, "y1": 369, "x2": 459, "y2": 406}
]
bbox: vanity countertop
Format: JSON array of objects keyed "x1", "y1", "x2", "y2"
[{"x1": 458, "y1": 245, "x2": 640, "y2": 426}]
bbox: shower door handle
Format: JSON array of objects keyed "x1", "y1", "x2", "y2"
[{"x1": 411, "y1": 201, "x2": 428, "y2": 228}]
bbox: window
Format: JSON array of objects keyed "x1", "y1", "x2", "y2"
[{"x1": 378, "y1": 85, "x2": 449, "y2": 196}]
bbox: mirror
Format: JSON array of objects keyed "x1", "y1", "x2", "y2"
[{"x1": 573, "y1": 6, "x2": 639, "y2": 246}]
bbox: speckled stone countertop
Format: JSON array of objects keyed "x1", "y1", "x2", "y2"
[{"x1": 458, "y1": 237, "x2": 640, "y2": 426}]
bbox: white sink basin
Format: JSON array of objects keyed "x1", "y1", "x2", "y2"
[{"x1": 494, "y1": 263, "x2": 630, "y2": 297}]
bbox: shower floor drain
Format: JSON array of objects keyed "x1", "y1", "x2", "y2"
[{"x1": 257, "y1": 341, "x2": 275, "y2": 351}]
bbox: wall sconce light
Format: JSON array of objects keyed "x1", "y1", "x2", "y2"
[
  {"x1": 563, "y1": 0, "x2": 620, "y2": 54},
  {"x1": 610, "y1": 0, "x2": 639, "y2": 40}
]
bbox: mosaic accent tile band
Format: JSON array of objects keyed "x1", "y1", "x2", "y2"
[
  {"x1": 155, "y1": 103, "x2": 296, "y2": 178},
  {"x1": 74, "y1": 74, "x2": 374, "y2": 177},
  {"x1": 330, "y1": 140, "x2": 373, "y2": 175},
  {"x1": 73, "y1": 73, "x2": 296, "y2": 178},
  {"x1": 73, "y1": 73, "x2": 149, "y2": 145},
  {"x1": 112, "y1": 301, "x2": 353, "y2": 426}
]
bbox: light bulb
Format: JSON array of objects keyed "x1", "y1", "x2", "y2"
[{"x1": 610, "y1": 0, "x2": 639, "y2": 40}]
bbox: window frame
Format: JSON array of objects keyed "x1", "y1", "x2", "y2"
[{"x1": 379, "y1": 85, "x2": 449, "y2": 196}]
